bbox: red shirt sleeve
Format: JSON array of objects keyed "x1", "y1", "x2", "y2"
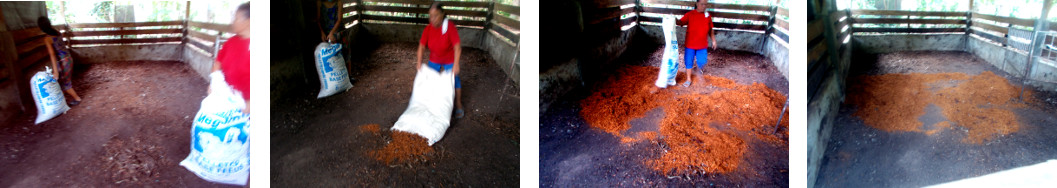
[
  {"x1": 679, "y1": 11, "x2": 691, "y2": 24},
  {"x1": 448, "y1": 23, "x2": 460, "y2": 45}
]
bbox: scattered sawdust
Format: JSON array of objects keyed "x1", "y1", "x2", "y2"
[
  {"x1": 581, "y1": 66, "x2": 788, "y2": 175},
  {"x1": 847, "y1": 71, "x2": 1027, "y2": 144},
  {"x1": 99, "y1": 136, "x2": 170, "y2": 185},
  {"x1": 359, "y1": 124, "x2": 381, "y2": 135},
  {"x1": 369, "y1": 131, "x2": 434, "y2": 165}
]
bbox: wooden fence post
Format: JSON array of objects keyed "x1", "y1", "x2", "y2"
[
  {"x1": 1024, "y1": 0, "x2": 1054, "y2": 98},
  {"x1": 356, "y1": 0, "x2": 365, "y2": 23},
  {"x1": 485, "y1": 0, "x2": 496, "y2": 31},
  {"x1": 765, "y1": 2, "x2": 778, "y2": 36}
]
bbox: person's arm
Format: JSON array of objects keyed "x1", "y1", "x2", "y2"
[
  {"x1": 676, "y1": 13, "x2": 689, "y2": 26},
  {"x1": 710, "y1": 19, "x2": 717, "y2": 49},
  {"x1": 212, "y1": 60, "x2": 222, "y2": 73},
  {"x1": 328, "y1": 4, "x2": 343, "y2": 42},
  {"x1": 317, "y1": 1, "x2": 326, "y2": 41},
  {"x1": 415, "y1": 43, "x2": 425, "y2": 70},
  {"x1": 44, "y1": 37, "x2": 59, "y2": 78},
  {"x1": 453, "y1": 42, "x2": 461, "y2": 75}
]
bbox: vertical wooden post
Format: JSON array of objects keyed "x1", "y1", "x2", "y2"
[
  {"x1": 1024, "y1": 0, "x2": 1054, "y2": 99},
  {"x1": 356, "y1": 0, "x2": 365, "y2": 23},
  {"x1": 966, "y1": 0, "x2": 973, "y2": 35},
  {"x1": 183, "y1": 1, "x2": 191, "y2": 45},
  {"x1": 765, "y1": 0, "x2": 778, "y2": 36},
  {"x1": 485, "y1": 0, "x2": 496, "y2": 31}
]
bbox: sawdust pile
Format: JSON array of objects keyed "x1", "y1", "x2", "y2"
[
  {"x1": 846, "y1": 71, "x2": 1026, "y2": 143},
  {"x1": 581, "y1": 66, "x2": 788, "y2": 175},
  {"x1": 369, "y1": 130, "x2": 434, "y2": 165},
  {"x1": 358, "y1": 124, "x2": 381, "y2": 135}
]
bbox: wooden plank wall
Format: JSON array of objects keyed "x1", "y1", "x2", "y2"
[
  {"x1": 636, "y1": 0, "x2": 788, "y2": 43},
  {"x1": 849, "y1": 10, "x2": 968, "y2": 34},
  {"x1": 186, "y1": 21, "x2": 231, "y2": 56},
  {"x1": 353, "y1": 0, "x2": 519, "y2": 44}
]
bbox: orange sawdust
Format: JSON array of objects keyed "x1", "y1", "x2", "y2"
[
  {"x1": 581, "y1": 66, "x2": 788, "y2": 175},
  {"x1": 846, "y1": 71, "x2": 1027, "y2": 144},
  {"x1": 369, "y1": 131, "x2": 434, "y2": 165},
  {"x1": 358, "y1": 124, "x2": 381, "y2": 135}
]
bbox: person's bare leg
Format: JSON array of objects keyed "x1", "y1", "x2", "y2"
[
  {"x1": 64, "y1": 89, "x2": 82, "y2": 101},
  {"x1": 682, "y1": 68, "x2": 693, "y2": 87},
  {"x1": 455, "y1": 89, "x2": 464, "y2": 118}
]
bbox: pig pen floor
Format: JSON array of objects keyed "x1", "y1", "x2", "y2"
[
  {"x1": 540, "y1": 39, "x2": 789, "y2": 187},
  {"x1": 270, "y1": 43, "x2": 520, "y2": 187},
  {"x1": 817, "y1": 51, "x2": 1057, "y2": 187},
  {"x1": 0, "y1": 61, "x2": 235, "y2": 187}
]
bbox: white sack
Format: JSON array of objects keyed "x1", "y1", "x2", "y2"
[
  {"x1": 656, "y1": 15, "x2": 680, "y2": 88},
  {"x1": 180, "y1": 72, "x2": 250, "y2": 186},
  {"x1": 30, "y1": 66, "x2": 70, "y2": 124},
  {"x1": 314, "y1": 42, "x2": 353, "y2": 98},
  {"x1": 390, "y1": 64, "x2": 455, "y2": 146}
]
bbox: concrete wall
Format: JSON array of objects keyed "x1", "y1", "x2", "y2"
[
  {"x1": 182, "y1": 46, "x2": 215, "y2": 80},
  {"x1": 764, "y1": 34, "x2": 790, "y2": 79},
  {"x1": 72, "y1": 44, "x2": 184, "y2": 64},
  {"x1": 539, "y1": 27, "x2": 635, "y2": 115},
  {"x1": 853, "y1": 34, "x2": 967, "y2": 53},
  {"x1": 967, "y1": 36, "x2": 1057, "y2": 91}
]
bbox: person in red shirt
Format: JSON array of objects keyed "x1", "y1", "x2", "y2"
[
  {"x1": 212, "y1": 2, "x2": 251, "y2": 113},
  {"x1": 677, "y1": 0, "x2": 717, "y2": 87},
  {"x1": 415, "y1": 2, "x2": 465, "y2": 119}
]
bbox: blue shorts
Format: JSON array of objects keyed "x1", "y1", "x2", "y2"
[
  {"x1": 684, "y1": 48, "x2": 709, "y2": 69},
  {"x1": 426, "y1": 61, "x2": 462, "y2": 89}
]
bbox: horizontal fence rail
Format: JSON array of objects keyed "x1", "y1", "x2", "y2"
[
  {"x1": 580, "y1": 0, "x2": 789, "y2": 43},
  {"x1": 346, "y1": 0, "x2": 519, "y2": 44}
]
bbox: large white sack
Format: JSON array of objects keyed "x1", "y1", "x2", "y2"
[
  {"x1": 656, "y1": 16, "x2": 680, "y2": 88},
  {"x1": 180, "y1": 72, "x2": 250, "y2": 186},
  {"x1": 314, "y1": 42, "x2": 353, "y2": 98},
  {"x1": 30, "y1": 66, "x2": 70, "y2": 124},
  {"x1": 391, "y1": 64, "x2": 455, "y2": 145}
]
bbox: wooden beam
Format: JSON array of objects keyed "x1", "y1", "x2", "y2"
[
  {"x1": 851, "y1": 10, "x2": 966, "y2": 17},
  {"x1": 971, "y1": 13, "x2": 1035, "y2": 28},
  {"x1": 493, "y1": 14, "x2": 519, "y2": 30},
  {"x1": 188, "y1": 21, "x2": 229, "y2": 32},
  {"x1": 68, "y1": 21, "x2": 185, "y2": 28},
  {"x1": 496, "y1": 3, "x2": 518, "y2": 15},
  {"x1": 852, "y1": 18, "x2": 967, "y2": 25},
  {"x1": 70, "y1": 37, "x2": 182, "y2": 45},
  {"x1": 70, "y1": 29, "x2": 183, "y2": 37},
  {"x1": 852, "y1": 27, "x2": 967, "y2": 33}
]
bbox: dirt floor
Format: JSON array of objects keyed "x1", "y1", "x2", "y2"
[
  {"x1": 270, "y1": 43, "x2": 520, "y2": 187},
  {"x1": 0, "y1": 61, "x2": 237, "y2": 187},
  {"x1": 540, "y1": 37, "x2": 790, "y2": 187},
  {"x1": 817, "y1": 51, "x2": 1057, "y2": 187}
]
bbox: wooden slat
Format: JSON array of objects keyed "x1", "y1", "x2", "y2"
[
  {"x1": 851, "y1": 10, "x2": 966, "y2": 17},
  {"x1": 971, "y1": 13, "x2": 1035, "y2": 27},
  {"x1": 16, "y1": 48, "x2": 48, "y2": 71},
  {"x1": 775, "y1": 17, "x2": 789, "y2": 30},
  {"x1": 592, "y1": 0, "x2": 636, "y2": 8},
  {"x1": 711, "y1": 3, "x2": 771, "y2": 12},
  {"x1": 69, "y1": 29, "x2": 183, "y2": 37},
  {"x1": 771, "y1": 27, "x2": 789, "y2": 42},
  {"x1": 440, "y1": 1, "x2": 490, "y2": 8},
  {"x1": 712, "y1": 11, "x2": 770, "y2": 22},
  {"x1": 714, "y1": 22, "x2": 767, "y2": 30},
  {"x1": 641, "y1": 7, "x2": 690, "y2": 15},
  {"x1": 808, "y1": 20, "x2": 824, "y2": 42},
  {"x1": 67, "y1": 20, "x2": 184, "y2": 28},
  {"x1": 777, "y1": 7, "x2": 788, "y2": 17},
  {"x1": 971, "y1": 29, "x2": 1007, "y2": 44},
  {"x1": 70, "y1": 37, "x2": 182, "y2": 45},
  {"x1": 853, "y1": 27, "x2": 966, "y2": 33},
  {"x1": 643, "y1": 0, "x2": 694, "y2": 7},
  {"x1": 853, "y1": 18, "x2": 967, "y2": 24},
  {"x1": 10, "y1": 28, "x2": 45, "y2": 44},
  {"x1": 808, "y1": 41, "x2": 828, "y2": 63},
  {"x1": 363, "y1": 0, "x2": 431, "y2": 5},
  {"x1": 589, "y1": 7, "x2": 635, "y2": 25},
  {"x1": 972, "y1": 21, "x2": 1010, "y2": 34},
  {"x1": 188, "y1": 29, "x2": 217, "y2": 42},
  {"x1": 364, "y1": 5, "x2": 487, "y2": 17},
  {"x1": 188, "y1": 39, "x2": 214, "y2": 54},
  {"x1": 188, "y1": 21, "x2": 229, "y2": 32},
  {"x1": 638, "y1": 16, "x2": 765, "y2": 30},
  {"x1": 362, "y1": 15, "x2": 484, "y2": 26},
  {"x1": 491, "y1": 25, "x2": 519, "y2": 43},
  {"x1": 16, "y1": 37, "x2": 46, "y2": 56},
  {"x1": 493, "y1": 14, "x2": 519, "y2": 30},
  {"x1": 496, "y1": 4, "x2": 518, "y2": 15}
]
